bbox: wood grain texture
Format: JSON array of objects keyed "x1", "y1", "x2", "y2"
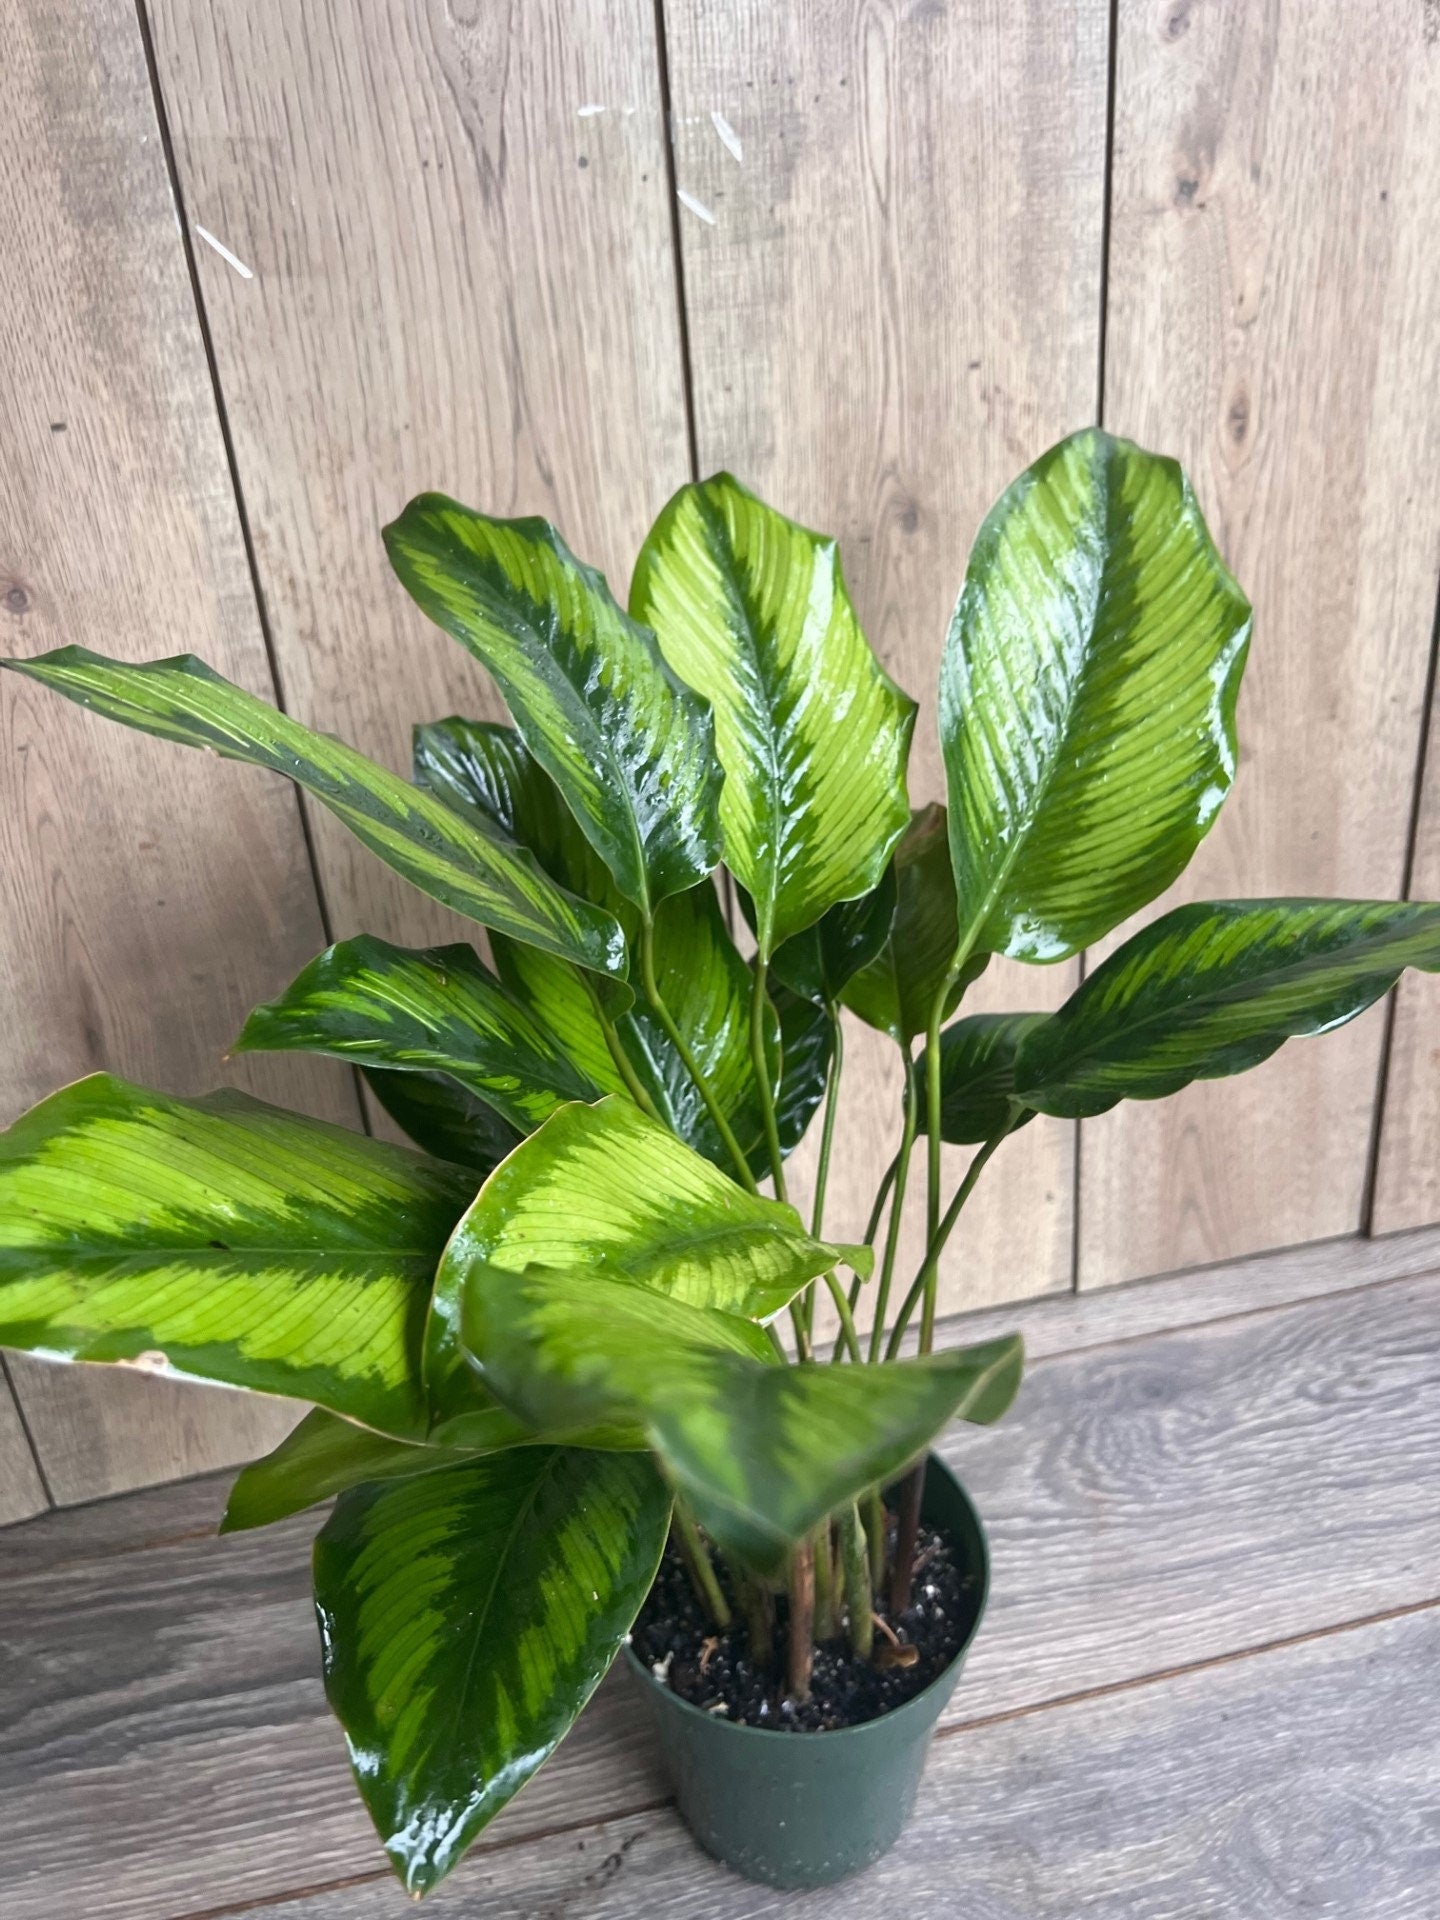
[
  {"x1": 661, "y1": 0, "x2": 1111, "y2": 1319},
  {"x1": 0, "y1": 0, "x2": 360, "y2": 1496},
  {"x1": 1375, "y1": 666, "x2": 1440, "y2": 1229},
  {"x1": 0, "y1": 1361, "x2": 47, "y2": 1526},
  {"x1": 235, "y1": 1606, "x2": 1440, "y2": 1919},
  {"x1": 146, "y1": 0, "x2": 690, "y2": 968},
  {"x1": 1086, "y1": 0, "x2": 1440, "y2": 1286},
  {"x1": 3, "y1": 1267, "x2": 1435, "y2": 1917}
]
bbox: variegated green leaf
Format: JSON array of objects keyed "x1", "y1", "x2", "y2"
[
  {"x1": 462, "y1": 1263, "x2": 776, "y2": 1449},
  {"x1": 235, "y1": 936, "x2": 600, "y2": 1134},
  {"x1": 923, "y1": 1012, "x2": 1047, "y2": 1144},
  {"x1": 0, "y1": 648, "x2": 625, "y2": 980},
  {"x1": 221, "y1": 1408, "x2": 513, "y2": 1534},
  {"x1": 841, "y1": 807, "x2": 989, "y2": 1042},
  {"x1": 0, "y1": 1076, "x2": 472, "y2": 1439},
  {"x1": 426, "y1": 1097, "x2": 868, "y2": 1432},
  {"x1": 314, "y1": 1448, "x2": 670, "y2": 1894},
  {"x1": 1012, "y1": 899, "x2": 1440, "y2": 1117},
  {"x1": 362, "y1": 1067, "x2": 523, "y2": 1176},
  {"x1": 941, "y1": 429, "x2": 1251, "y2": 965},
  {"x1": 631, "y1": 473, "x2": 916, "y2": 955},
  {"x1": 462, "y1": 1262, "x2": 1022, "y2": 1576},
  {"x1": 386, "y1": 498, "x2": 722, "y2": 913}
]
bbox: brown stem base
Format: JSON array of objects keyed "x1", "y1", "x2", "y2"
[
  {"x1": 887, "y1": 1459, "x2": 927, "y2": 1615},
  {"x1": 787, "y1": 1541, "x2": 815, "y2": 1700}
]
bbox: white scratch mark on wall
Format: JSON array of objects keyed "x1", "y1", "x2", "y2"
[
  {"x1": 710, "y1": 111, "x2": 743, "y2": 163},
  {"x1": 194, "y1": 224, "x2": 254, "y2": 280},
  {"x1": 577, "y1": 102, "x2": 607, "y2": 116},
  {"x1": 676, "y1": 187, "x2": 717, "y2": 226}
]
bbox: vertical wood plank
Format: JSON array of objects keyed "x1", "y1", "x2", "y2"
[
  {"x1": 0, "y1": 1363, "x2": 47, "y2": 1526},
  {"x1": 662, "y1": 0, "x2": 1109, "y2": 1317},
  {"x1": 1086, "y1": 0, "x2": 1440, "y2": 1286},
  {"x1": 1, "y1": 0, "x2": 360, "y2": 1496},
  {"x1": 146, "y1": 0, "x2": 692, "y2": 962},
  {"x1": 1374, "y1": 659, "x2": 1440, "y2": 1231}
]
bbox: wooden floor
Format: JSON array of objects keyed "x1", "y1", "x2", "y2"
[{"x1": 4, "y1": 1228, "x2": 1440, "y2": 1920}]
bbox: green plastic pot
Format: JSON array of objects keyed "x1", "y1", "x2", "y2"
[{"x1": 624, "y1": 1454, "x2": 988, "y2": 1889}]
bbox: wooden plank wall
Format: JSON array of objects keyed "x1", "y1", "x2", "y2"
[{"x1": 2, "y1": 0, "x2": 1438, "y2": 1507}]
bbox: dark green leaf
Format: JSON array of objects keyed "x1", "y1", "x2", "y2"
[
  {"x1": 386, "y1": 498, "x2": 722, "y2": 914},
  {"x1": 632, "y1": 473, "x2": 916, "y2": 954},
  {"x1": 314, "y1": 1448, "x2": 670, "y2": 1894},
  {"x1": 841, "y1": 806, "x2": 989, "y2": 1042},
  {"x1": 0, "y1": 648, "x2": 625, "y2": 979},
  {"x1": 941, "y1": 429, "x2": 1251, "y2": 964},
  {"x1": 771, "y1": 986, "x2": 834, "y2": 1157},
  {"x1": 923, "y1": 1012, "x2": 1048, "y2": 1144},
  {"x1": 362, "y1": 1067, "x2": 523, "y2": 1176},
  {"x1": 1014, "y1": 898, "x2": 1440, "y2": 1117},
  {"x1": 764, "y1": 866, "x2": 898, "y2": 1004},
  {"x1": 0, "y1": 1075, "x2": 472, "y2": 1439},
  {"x1": 221, "y1": 1408, "x2": 509, "y2": 1534},
  {"x1": 235, "y1": 936, "x2": 600, "y2": 1134}
]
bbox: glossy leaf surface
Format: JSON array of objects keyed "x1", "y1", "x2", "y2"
[
  {"x1": 362, "y1": 1068, "x2": 523, "y2": 1176},
  {"x1": 314, "y1": 1448, "x2": 670, "y2": 1894},
  {"x1": 764, "y1": 866, "x2": 898, "y2": 1005},
  {"x1": 464, "y1": 1260, "x2": 1022, "y2": 1576},
  {"x1": 236, "y1": 936, "x2": 599, "y2": 1134},
  {"x1": 632, "y1": 472, "x2": 916, "y2": 954},
  {"x1": 924, "y1": 1012, "x2": 1047, "y2": 1144},
  {"x1": 386, "y1": 498, "x2": 721, "y2": 913},
  {"x1": 0, "y1": 648, "x2": 625, "y2": 979},
  {"x1": 771, "y1": 986, "x2": 834, "y2": 1157},
  {"x1": 462, "y1": 1264, "x2": 776, "y2": 1449},
  {"x1": 841, "y1": 807, "x2": 989, "y2": 1042},
  {"x1": 222, "y1": 1408, "x2": 505, "y2": 1534},
  {"x1": 1013, "y1": 899, "x2": 1440, "y2": 1117},
  {"x1": 940, "y1": 429, "x2": 1251, "y2": 964},
  {"x1": 0, "y1": 1076, "x2": 471, "y2": 1438}
]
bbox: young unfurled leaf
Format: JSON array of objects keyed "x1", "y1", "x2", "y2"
[
  {"x1": 841, "y1": 807, "x2": 989, "y2": 1042},
  {"x1": 0, "y1": 648, "x2": 625, "y2": 981},
  {"x1": 361, "y1": 1067, "x2": 524, "y2": 1175},
  {"x1": 221, "y1": 1408, "x2": 514, "y2": 1534},
  {"x1": 314, "y1": 1449, "x2": 670, "y2": 1895},
  {"x1": 386, "y1": 499, "x2": 722, "y2": 914},
  {"x1": 460, "y1": 1262, "x2": 1021, "y2": 1576},
  {"x1": 1011, "y1": 898, "x2": 1440, "y2": 1117},
  {"x1": 922, "y1": 1012, "x2": 1047, "y2": 1143},
  {"x1": 941, "y1": 429, "x2": 1251, "y2": 965},
  {"x1": 235, "y1": 935, "x2": 600, "y2": 1134},
  {"x1": 632, "y1": 473, "x2": 916, "y2": 955},
  {"x1": 0, "y1": 1076, "x2": 472, "y2": 1439}
]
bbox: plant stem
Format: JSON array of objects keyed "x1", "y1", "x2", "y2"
[
  {"x1": 672, "y1": 1503, "x2": 731, "y2": 1630},
  {"x1": 923, "y1": 985, "x2": 946, "y2": 1263},
  {"x1": 749, "y1": 956, "x2": 788, "y2": 1202},
  {"x1": 638, "y1": 917, "x2": 756, "y2": 1191},
  {"x1": 867, "y1": 1045, "x2": 919, "y2": 1361},
  {"x1": 787, "y1": 1540, "x2": 815, "y2": 1701},
  {"x1": 813, "y1": 1521, "x2": 836, "y2": 1641},
  {"x1": 864, "y1": 1488, "x2": 886, "y2": 1590},
  {"x1": 888, "y1": 1461, "x2": 925, "y2": 1615},
  {"x1": 738, "y1": 1573, "x2": 776, "y2": 1668},
  {"x1": 810, "y1": 1006, "x2": 844, "y2": 1238},
  {"x1": 884, "y1": 1114, "x2": 1017, "y2": 1361},
  {"x1": 822, "y1": 1268, "x2": 863, "y2": 1363},
  {"x1": 841, "y1": 1504, "x2": 874, "y2": 1660},
  {"x1": 580, "y1": 975, "x2": 663, "y2": 1121},
  {"x1": 831, "y1": 1149, "x2": 900, "y2": 1362}
]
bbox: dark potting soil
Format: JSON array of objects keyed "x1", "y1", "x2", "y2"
[{"x1": 628, "y1": 1507, "x2": 980, "y2": 1732}]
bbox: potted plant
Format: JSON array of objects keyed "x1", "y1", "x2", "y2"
[{"x1": 3, "y1": 428, "x2": 1437, "y2": 1896}]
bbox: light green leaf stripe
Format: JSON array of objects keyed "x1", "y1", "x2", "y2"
[
  {"x1": 386, "y1": 498, "x2": 722, "y2": 913},
  {"x1": 941, "y1": 429, "x2": 1251, "y2": 964},
  {"x1": 0, "y1": 648, "x2": 624, "y2": 979},
  {"x1": 0, "y1": 1075, "x2": 474, "y2": 1438},
  {"x1": 314, "y1": 1448, "x2": 671, "y2": 1895},
  {"x1": 222, "y1": 1407, "x2": 513, "y2": 1534},
  {"x1": 235, "y1": 935, "x2": 600, "y2": 1134},
  {"x1": 632, "y1": 473, "x2": 917, "y2": 954},
  {"x1": 426, "y1": 1097, "x2": 867, "y2": 1428},
  {"x1": 1014, "y1": 898, "x2": 1440, "y2": 1117}
]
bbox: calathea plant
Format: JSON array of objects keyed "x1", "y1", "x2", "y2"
[{"x1": 4, "y1": 427, "x2": 1439, "y2": 1895}]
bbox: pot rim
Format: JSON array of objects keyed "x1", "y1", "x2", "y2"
[{"x1": 621, "y1": 1450, "x2": 988, "y2": 1744}]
